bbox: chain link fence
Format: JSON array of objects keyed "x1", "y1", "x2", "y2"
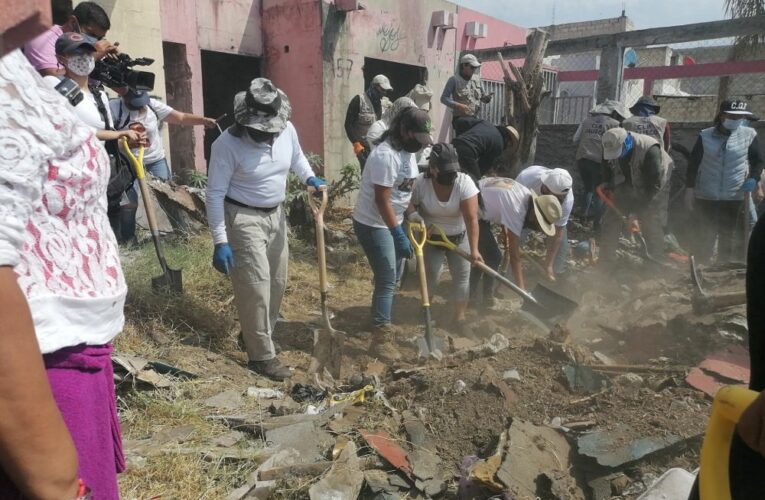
[{"x1": 537, "y1": 36, "x2": 765, "y2": 125}]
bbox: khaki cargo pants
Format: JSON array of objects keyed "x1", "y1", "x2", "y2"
[{"x1": 225, "y1": 202, "x2": 288, "y2": 362}]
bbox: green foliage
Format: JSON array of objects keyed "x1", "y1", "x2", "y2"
[
  {"x1": 185, "y1": 170, "x2": 208, "y2": 189},
  {"x1": 285, "y1": 153, "x2": 360, "y2": 212}
]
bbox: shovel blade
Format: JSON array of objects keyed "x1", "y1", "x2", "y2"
[
  {"x1": 151, "y1": 267, "x2": 183, "y2": 294},
  {"x1": 522, "y1": 283, "x2": 578, "y2": 326},
  {"x1": 309, "y1": 328, "x2": 345, "y2": 379}
]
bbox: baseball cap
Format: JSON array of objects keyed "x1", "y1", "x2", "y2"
[
  {"x1": 55, "y1": 32, "x2": 96, "y2": 55},
  {"x1": 602, "y1": 127, "x2": 629, "y2": 161},
  {"x1": 372, "y1": 74, "x2": 393, "y2": 91},
  {"x1": 428, "y1": 143, "x2": 460, "y2": 173},
  {"x1": 533, "y1": 194, "x2": 563, "y2": 237},
  {"x1": 720, "y1": 99, "x2": 753, "y2": 116},
  {"x1": 542, "y1": 168, "x2": 573, "y2": 196},
  {"x1": 124, "y1": 89, "x2": 150, "y2": 108},
  {"x1": 460, "y1": 54, "x2": 481, "y2": 68},
  {"x1": 401, "y1": 108, "x2": 434, "y2": 146}
]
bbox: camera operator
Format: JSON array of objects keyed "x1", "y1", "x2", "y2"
[
  {"x1": 111, "y1": 88, "x2": 218, "y2": 180},
  {"x1": 24, "y1": 1, "x2": 118, "y2": 77}
]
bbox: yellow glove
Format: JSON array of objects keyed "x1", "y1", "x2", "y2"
[{"x1": 353, "y1": 142, "x2": 365, "y2": 155}]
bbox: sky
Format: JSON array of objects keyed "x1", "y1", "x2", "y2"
[{"x1": 451, "y1": 0, "x2": 729, "y2": 30}]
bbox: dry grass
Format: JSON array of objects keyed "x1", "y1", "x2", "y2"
[{"x1": 114, "y1": 227, "x2": 371, "y2": 498}]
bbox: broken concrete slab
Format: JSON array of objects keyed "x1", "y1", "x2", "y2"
[
  {"x1": 226, "y1": 448, "x2": 299, "y2": 500},
  {"x1": 409, "y1": 449, "x2": 446, "y2": 497},
  {"x1": 205, "y1": 389, "x2": 245, "y2": 410},
  {"x1": 309, "y1": 441, "x2": 364, "y2": 500},
  {"x1": 636, "y1": 467, "x2": 695, "y2": 500},
  {"x1": 265, "y1": 420, "x2": 334, "y2": 464},
  {"x1": 496, "y1": 420, "x2": 584, "y2": 499},
  {"x1": 212, "y1": 430, "x2": 246, "y2": 448},
  {"x1": 577, "y1": 424, "x2": 683, "y2": 467},
  {"x1": 247, "y1": 387, "x2": 285, "y2": 399}
]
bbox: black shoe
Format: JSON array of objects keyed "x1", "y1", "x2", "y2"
[{"x1": 248, "y1": 358, "x2": 292, "y2": 381}]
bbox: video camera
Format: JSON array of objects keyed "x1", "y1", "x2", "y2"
[{"x1": 93, "y1": 53, "x2": 156, "y2": 91}]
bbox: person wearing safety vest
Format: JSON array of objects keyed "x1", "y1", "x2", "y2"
[
  {"x1": 573, "y1": 101, "x2": 624, "y2": 229},
  {"x1": 440, "y1": 54, "x2": 492, "y2": 126},
  {"x1": 599, "y1": 128, "x2": 674, "y2": 263},
  {"x1": 623, "y1": 95, "x2": 671, "y2": 152},
  {"x1": 685, "y1": 98, "x2": 763, "y2": 264},
  {"x1": 344, "y1": 74, "x2": 393, "y2": 170}
]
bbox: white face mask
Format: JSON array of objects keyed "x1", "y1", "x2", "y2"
[
  {"x1": 66, "y1": 53, "x2": 95, "y2": 77},
  {"x1": 722, "y1": 118, "x2": 745, "y2": 131}
]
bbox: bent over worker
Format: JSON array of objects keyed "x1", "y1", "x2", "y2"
[
  {"x1": 516, "y1": 166, "x2": 574, "y2": 280},
  {"x1": 470, "y1": 178, "x2": 562, "y2": 308},
  {"x1": 206, "y1": 78, "x2": 325, "y2": 381},
  {"x1": 599, "y1": 128, "x2": 673, "y2": 263}
]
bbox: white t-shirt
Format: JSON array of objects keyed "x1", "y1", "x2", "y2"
[
  {"x1": 479, "y1": 177, "x2": 533, "y2": 237},
  {"x1": 42, "y1": 76, "x2": 113, "y2": 130},
  {"x1": 353, "y1": 139, "x2": 417, "y2": 228},
  {"x1": 411, "y1": 172, "x2": 479, "y2": 235},
  {"x1": 516, "y1": 165, "x2": 573, "y2": 227},
  {"x1": 366, "y1": 119, "x2": 387, "y2": 149},
  {"x1": 110, "y1": 97, "x2": 174, "y2": 164}
]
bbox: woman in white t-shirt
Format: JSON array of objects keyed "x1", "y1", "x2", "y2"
[
  {"x1": 43, "y1": 32, "x2": 144, "y2": 144},
  {"x1": 352, "y1": 108, "x2": 433, "y2": 360},
  {"x1": 407, "y1": 143, "x2": 482, "y2": 327}
]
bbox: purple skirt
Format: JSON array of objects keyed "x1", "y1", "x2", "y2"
[{"x1": 0, "y1": 344, "x2": 124, "y2": 499}]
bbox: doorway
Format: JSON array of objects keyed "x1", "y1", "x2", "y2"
[
  {"x1": 363, "y1": 57, "x2": 427, "y2": 100},
  {"x1": 201, "y1": 50, "x2": 261, "y2": 168}
]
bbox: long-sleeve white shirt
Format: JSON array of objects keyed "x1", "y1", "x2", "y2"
[{"x1": 206, "y1": 122, "x2": 315, "y2": 244}]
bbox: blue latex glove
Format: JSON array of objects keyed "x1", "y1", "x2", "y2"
[
  {"x1": 306, "y1": 176, "x2": 327, "y2": 197},
  {"x1": 743, "y1": 178, "x2": 758, "y2": 193},
  {"x1": 213, "y1": 244, "x2": 234, "y2": 275},
  {"x1": 390, "y1": 224, "x2": 413, "y2": 260}
]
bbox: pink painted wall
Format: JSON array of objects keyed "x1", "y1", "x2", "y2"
[
  {"x1": 455, "y1": 7, "x2": 527, "y2": 81},
  {"x1": 160, "y1": 0, "x2": 263, "y2": 172},
  {"x1": 320, "y1": 0, "x2": 460, "y2": 179},
  {"x1": 262, "y1": 0, "x2": 324, "y2": 158}
]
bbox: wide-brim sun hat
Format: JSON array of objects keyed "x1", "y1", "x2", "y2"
[
  {"x1": 532, "y1": 194, "x2": 563, "y2": 237},
  {"x1": 234, "y1": 78, "x2": 292, "y2": 134}
]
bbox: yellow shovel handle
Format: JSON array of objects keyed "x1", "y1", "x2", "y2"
[
  {"x1": 119, "y1": 138, "x2": 145, "y2": 179},
  {"x1": 407, "y1": 221, "x2": 427, "y2": 256},
  {"x1": 699, "y1": 385, "x2": 759, "y2": 500},
  {"x1": 425, "y1": 223, "x2": 457, "y2": 251}
]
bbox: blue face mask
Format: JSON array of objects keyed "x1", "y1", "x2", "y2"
[
  {"x1": 723, "y1": 118, "x2": 745, "y2": 131},
  {"x1": 620, "y1": 133, "x2": 634, "y2": 159}
]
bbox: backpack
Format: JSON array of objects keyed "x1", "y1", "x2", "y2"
[{"x1": 92, "y1": 85, "x2": 135, "y2": 211}]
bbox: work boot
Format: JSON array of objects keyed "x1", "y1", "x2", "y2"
[
  {"x1": 248, "y1": 358, "x2": 292, "y2": 381},
  {"x1": 370, "y1": 324, "x2": 402, "y2": 361}
]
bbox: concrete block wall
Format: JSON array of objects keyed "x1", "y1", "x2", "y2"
[{"x1": 540, "y1": 16, "x2": 633, "y2": 41}]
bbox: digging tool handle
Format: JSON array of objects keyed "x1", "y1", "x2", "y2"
[
  {"x1": 408, "y1": 222, "x2": 436, "y2": 351},
  {"x1": 120, "y1": 140, "x2": 170, "y2": 274},
  {"x1": 426, "y1": 224, "x2": 538, "y2": 305},
  {"x1": 307, "y1": 188, "x2": 332, "y2": 328},
  {"x1": 743, "y1": 191, "x2": 751, "y2": 261}
]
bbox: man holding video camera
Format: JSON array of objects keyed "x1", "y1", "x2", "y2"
[{"x1": 24, "y1": 1, "x2": 118, "y2": 77}]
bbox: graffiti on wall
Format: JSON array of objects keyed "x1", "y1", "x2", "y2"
[
  {"x1": 335, "y1": 58, "x2": 353, "y2": 80},
  {"x1": 377, "y1": 23, "x2": 405, "y2": 53}
]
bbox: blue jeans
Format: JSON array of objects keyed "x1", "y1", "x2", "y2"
[
  {"x1": 146, "y1": 157, "x2": 171, "y2": 180},
  {"x1": 354, "y1": 219, "x2": 400, "y2": 327}
]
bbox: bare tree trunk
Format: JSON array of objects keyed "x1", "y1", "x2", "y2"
[{"x1": 498, "y1": 29, "x2": 551, "y2": 176}]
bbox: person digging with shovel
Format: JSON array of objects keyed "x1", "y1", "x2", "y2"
[
  {"x1": 406, "y1": 142, "x2": 482, "y2": 332},
  {"x1": 352, "y1": 107, "x2": 433, "y2": 360},
  {"x1": 598, "y1": 127, "x2": 673, "y2": 265},
  {"x1": 206, "y1": 78, "x2": 325, "y2": 381},
  {"x1": 469, "y1": 177, "x2": 563, "y2": 309}
]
